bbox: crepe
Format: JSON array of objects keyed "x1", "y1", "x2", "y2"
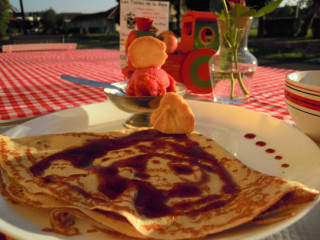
[{"x1": 0, "y1": 129, "x2": 319, "y2": 239}]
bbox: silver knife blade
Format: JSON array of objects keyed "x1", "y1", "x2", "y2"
[{"x1": 61, "y1": 75, "x2": 126, "y2": 94}]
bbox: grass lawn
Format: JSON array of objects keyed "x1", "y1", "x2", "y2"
[
  {"x1": 65, "y1": 33, "x2": 120, "y2": 50},
  {"x1": 248, "y1": 29, "x2": 320, "y2": 65},
  {"x1": 0, "y1": 36, "x2": 9, "y2": 48},
  {"x1": 0, "y1": 33, "x2": 120, "y2": 52},
  {"x1": 2, "y1": 33, "x2": 320, "y2": 66}
]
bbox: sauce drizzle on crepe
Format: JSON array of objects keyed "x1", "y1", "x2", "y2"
[{"x1": 30, "y1": 129, "x2": 239, "y2": 219}]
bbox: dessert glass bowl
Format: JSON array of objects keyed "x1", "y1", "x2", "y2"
[{"x1": 104, "y1": 81, "x2": 187, "y2": 128}]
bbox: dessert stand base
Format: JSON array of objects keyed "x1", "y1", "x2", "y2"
[{"x1": 123, "y1": 113, "x2": 152, "y2": 128}]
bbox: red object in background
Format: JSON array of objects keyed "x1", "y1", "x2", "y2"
[
  {"x1": 162, "y1": 54, "x2": 187, "y2": 84},
  {"x1": 181, "y1": 48, "x2": 216, "y2": 93},
  {"x1": 126, "y1": 17, "x2": 154, "y2": 49},
  {"x1": 122, "y1": 17, "x2": 156, "y2": 78},
  {"x1": 135, "y1": 17, "x2": 153, "y2": 31},
  {"x1": 157, "y1": 30, "x2": 179, "y2": 54},
  {"x1": 126, "y1": 30, "x2": 137, "y2": 53},
  {"x1": 179, "y1": 11, "x2": 217, "y2": 53},
  {"x1": 5, "y1": 237, "x2": 16, "y2": 240},
  {"x1": 228, "y1": 0, "x2": 246, "y2": 6},
  {"x1": 162, "y1": 11, "x2": 218, "y2": 93}
]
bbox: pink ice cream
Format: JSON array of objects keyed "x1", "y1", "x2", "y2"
[{"x1": 126, "y1": 67, "x2": 176, "y2": 96}]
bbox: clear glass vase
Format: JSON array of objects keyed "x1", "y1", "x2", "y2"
[{"x1": 209, "y1": 16, "x2": 257, "y2": 104}]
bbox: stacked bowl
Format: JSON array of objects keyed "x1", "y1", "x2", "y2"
[{"x1": 284, "y1": 71, "x2": 320, "y2": 143}]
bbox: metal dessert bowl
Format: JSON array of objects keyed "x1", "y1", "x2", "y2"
[{"x1": 104, "y1": 81, "x2": 187, "y2": 128}]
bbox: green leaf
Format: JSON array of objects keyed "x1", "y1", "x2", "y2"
[
  {"x1": 230, "y1": 4, "x2": 253, "y2": 17},
  {"x1": 252, "y1": 0, "x2": 282, "y2": 18},
  {"x1": 215, "y1": 9, "x2": 229, "y2": 20}
]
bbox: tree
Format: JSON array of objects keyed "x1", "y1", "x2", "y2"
[
  {"x1": 0, "y1": 0, "x2": 12, "y2": 37},
  {"x1": 41, "y1": 8, "x2": 56, "y2": 34},
  {"x1": 55, "y1": 13, "x2": 65, "y2": 33},
  {"x1": 245, "y1": 0, "x2": 271, "y2": 10},
  {"x1": 114, "y1": 0, "x2": 120, "y2": 24},
  {"x1": 19, "y1": 0, "x2": 27, "y2": 34},
  {"x1": 185, "y1": 0, "x2": 273, "y2": 37},
  {"x1": 185, "y1": 0, "x2": 210, "y2": 10},
  {"x1": 297, "y1": 0, "x2": 320, "y2": 37},
  {"x1": 168, "y1": 0, "x2": 183, "y2": 34}
]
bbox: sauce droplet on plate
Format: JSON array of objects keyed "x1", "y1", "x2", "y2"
[
  {"x1": 255, "y1": 141, "x2": 266, "y2": 147},
  {"x1": 244, "y1": 133, "x2": 256, "y2": 139},
  {"x1": 244, "y1": 133, "x2": 285, "y2": 166},
  {"x1": 266, "y1": 148, "x2": 275, "y2": 154}
]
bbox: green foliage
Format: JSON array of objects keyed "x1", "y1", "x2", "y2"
[
  {"x1": 214, "y1": 0, "x2": 282, "y2": 18},
  {"x1": 41, "y1": 8, "x2": 56, "y2": 33},
  {"x1": 230, "y1": 4, "x2": 252, "y2": 16},
  {"x1": 0, "y1": 0, "x2": 12, "y2": 37},
  {"x1": 212, "y1": 0, "x2": 283, "y2": 98},
  {"x1": 252, "y1": 0, "x2": 282, "y2": 17}
]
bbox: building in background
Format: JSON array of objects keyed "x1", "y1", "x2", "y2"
[
  {"x1": 67, "y1": 6, "x2": 119, "y2": 34},
  {"x1": 7, "y1": 6, "x2": 119, "y2": 35}
]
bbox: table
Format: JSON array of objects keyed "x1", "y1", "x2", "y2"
[
  {"x1": 0, "y1": 49, "x2": 291, "y2": 122},
  {"x1": 0, "y1": 49, "x2": 124, "y2": 121},
  {"x1": 0, "y1": 49, "x2": 319, "y2": 240}
]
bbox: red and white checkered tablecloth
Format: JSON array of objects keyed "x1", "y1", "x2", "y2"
[
  {"x1": 238, "y1": 66, "x2": 294, "y2": 120},
  {"x1": 0, "y1": 49, "x2": 294, "y2": 122}
]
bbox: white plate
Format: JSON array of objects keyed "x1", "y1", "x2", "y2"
[{"x1": 1, "y1": 100, "x2": 320, "y2": 240}]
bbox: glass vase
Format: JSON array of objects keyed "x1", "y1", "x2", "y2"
[{"x1": 209, "y1": 16, "x2": 257, "y2": 104}]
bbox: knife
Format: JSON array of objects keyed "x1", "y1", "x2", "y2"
[{"x1": 61, "y1": 75, "x2": 126, "y2": 94}]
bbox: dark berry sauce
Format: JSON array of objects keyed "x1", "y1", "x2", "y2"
[{"x1": 30, "y1": 129, "x2": 240, "y2": 218}]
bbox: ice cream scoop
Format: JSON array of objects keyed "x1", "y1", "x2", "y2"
[{"x1": 126, "y1": 67, "x2": 176, "y2": 96}]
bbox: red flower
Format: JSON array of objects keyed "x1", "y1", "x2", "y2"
[{"x1": 228, "y1": 0, "x2": 246, "y2": 6}]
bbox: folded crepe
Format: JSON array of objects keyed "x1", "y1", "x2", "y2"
[{"x1": 0, "y1": 129, "x2": 319, "y2": 239}]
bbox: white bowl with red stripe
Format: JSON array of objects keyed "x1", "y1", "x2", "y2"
[{"x1": 285, "y1": 71, "x2": 320, "y2": 143}]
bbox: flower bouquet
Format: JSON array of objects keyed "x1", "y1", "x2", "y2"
[{"x1": 209, "y1": 0, "x2": 282, "y2": 104}]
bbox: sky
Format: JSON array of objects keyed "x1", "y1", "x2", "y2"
[{"x1": 10, "y1": 0, "x2": 118, "y2": 14}]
